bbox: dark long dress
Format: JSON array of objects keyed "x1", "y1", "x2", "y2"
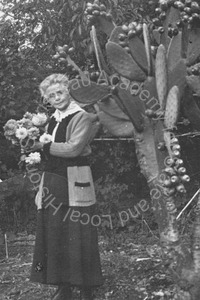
[{"x1": 30, "y1": 113, "x2": 103, "y2": 286}]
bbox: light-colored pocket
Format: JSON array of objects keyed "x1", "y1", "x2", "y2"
[{"x1": 67, "y1": 166, "x2": 96, "y2": 207}]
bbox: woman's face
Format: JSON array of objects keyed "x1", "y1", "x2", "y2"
[{"x1": 45, "y1": 83, "x2": 71, "y2": 112}]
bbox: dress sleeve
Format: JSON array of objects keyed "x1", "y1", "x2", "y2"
[{"x1": 43, "y1": 111, "x2": 95, "y2": 158}]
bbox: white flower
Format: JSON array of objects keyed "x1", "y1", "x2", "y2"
[
  {"x1": 32, "y1": 113, "x2": 47, "y2": 126},
  {"x1": 15, "y1": 127, "x2": 28, "y2": 140},
  {"x1": 23, "y1": 112, "x2": 33, "y2": 120},
  {"x1": 39, "y1": 133, "x2": 52, "y2": 144},
  {"x1": 17, "y1": 118, "x2": 33, "y2": 129},
  {"x1": 25, "y1": 152, "x2": 41, "y2": 165},
  {"x1": 4, "y1": 119, "x2": 18, "y2": 136},
  {"x1": 28, "y1": 127, "x2": 40, "y2": 139}
]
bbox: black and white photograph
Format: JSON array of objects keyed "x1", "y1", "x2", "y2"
[{"x1": 1, "y1": 0, "x2": 200, "y2": 299}]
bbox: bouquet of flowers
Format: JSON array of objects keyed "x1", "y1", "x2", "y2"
[{"x1": 4, "y1": 112, "x2": 52, "y2": 165}]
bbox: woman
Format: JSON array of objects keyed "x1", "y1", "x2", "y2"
[{"x1": 30, "y1": 74, "x2": 103, "y2": 300}]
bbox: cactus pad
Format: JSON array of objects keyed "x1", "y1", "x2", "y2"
[
  {"x1": 90, "y1": 26, "x2": 111, "y2": 74},
  {"x1": 97, "y1": 97, "x2": 130, "y2": 120},
  {"x1": 97, "y1": 110, "x2": 134, "y2": 137},
  {"x1": 143, "y1": 23, "x2": 153, "y2": 76},
  {"x1": 168, "y1": 59, "x2": 186, "y2": 98},
  {"x1": 161, "y1": 7, "x2": 180, "y2": 48},
  {"x1": 152, "y1": 29, "x2": 160, "y2": 45},
  {"x1": 109, "y1": 26, "x2": 124, "y2": 43},
  {"x1": 186, "y1": 75, "x2": 200, "y2": 96},
  {"x1": 155, "y1": 44, "x2": 168, "y2": 110},
  {"x1": 187, "y1": 29, "x2": 200, "y2": 66},
  {"x1": 96, "y1": 15, "x2": 115, "y2": 37},
  {"x1": 164, "y1": 131, "x2": 173, "y2": 158},
  {"x1": 142, "y1": 77, "x2": 160, "y2": 111},
  {"x1": 183, "y1": 89, "x2": 200, "y2": 130},
  {"x1": 164, "y1": 85, "x2": 180, "y2": 130},
  {"x1": 69, "y1": 79, "x2": 110, "y2": 104},
  {"x1": 106, "y1": 41, "x2": 146, "y2": 82},
  {"x1": 129, "y1": 36, "x2": 148, "y2": 74},
  {"x1": 167, "y1": 32, "x2": 182, "y2": 72},
  {"x1": 114, "y1": 86, "x2": 145, "y2": 132}
]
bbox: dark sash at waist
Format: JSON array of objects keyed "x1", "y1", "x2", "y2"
[{"x1": 44, "y1": 156, "x2": 89, "y2": 178}]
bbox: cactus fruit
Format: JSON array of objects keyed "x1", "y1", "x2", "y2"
[
  {"x1": 109, "y1": 26, "x2": 124, "y2": 43},
  {"x1": 187, "y1": 62, "x2": 200, "y2": 76},
  {"x1": 181, "y1": 174, "x2": 190, "y2": 182},
  {"x1": 171, "y1": 137, "x2": 179, "y2": 144},
  {"x1": 106, "y1": 41, "x2": 146, "y2": 81},
  {"x1": 177, "y1": 167, "x2": 186, "y2": 174},
  {"x1": 172, "y1": 150, "x2": 181, "y2": 157},
  {"x1": 53, "y1": 45, "x2": 75, "y2": 60},
  {"x1": 166, "y1": 201, "x2": 176, "y2": 212},
  {"x1": 155, "y1": 44, "x2": 168, "y2": 109},
  {"x1": 176, "y1": 184, "x2": 186, "y2": 193},
  {"x1": 145, "y1": 109, "x2": 157, "y2": 118},
  {"x1": 86, "y1": 4, "x2": 115, "y2": 36},
  {"x1": 175, "y1": 159, "x2": 184, "y2": 167},
  {"x1": 166, "y1": 187, "x2": 176, "y2": 196},
  {"x1": 171, "y1": 175, "x2": 179, "y2": 184},
  {"x1": 163, "y1": 179, "x2": 172, "y2": 187},
  {"x1": 165, "y1": 167, "x2": 176, "y2": 175},
  {"x1": 186, "y1": 75, "x2": 200, "y2": 97},
  {"x1": 69, "y1": 79, "x2": 110, "y2": 104},
  {"x1": 172, "y1": 144, "x2": 181, "y2": 151},
  {"x1": 158, "y1": 142, "x2": 166, "y2": 150},
  {"x1": 164, "y1": 85, "x2": 180, "y2": 129},
  {"x1": 165, "y1": 157, "x2": 175, "y2": 166}
]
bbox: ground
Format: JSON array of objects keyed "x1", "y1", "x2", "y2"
[{"x1": 0, "y1": 230, "x2": 179, "y2": 300}]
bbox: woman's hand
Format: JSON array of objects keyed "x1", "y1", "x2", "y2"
[{"x1": 30, "y1": 141, "x2": 44, "y2": 152}]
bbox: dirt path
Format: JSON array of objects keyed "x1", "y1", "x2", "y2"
[{"x1": 0, "y1": 232, "x2": 177, "y2": 300}]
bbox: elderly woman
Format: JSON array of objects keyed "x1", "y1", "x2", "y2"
[{"x1": 30, "y1": 74, "x2": 103, "y2": 300}]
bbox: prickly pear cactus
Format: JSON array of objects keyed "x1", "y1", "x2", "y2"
[{"x1": 53, "y1": 1, "x2": 200, "y2": 298}]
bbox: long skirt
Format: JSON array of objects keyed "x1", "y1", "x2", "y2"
[{"x1": 30, "y1": 173, "x2": 103, "y2": 286}]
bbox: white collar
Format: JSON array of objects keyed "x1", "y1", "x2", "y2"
[{"x1": 53, "y1": 101, "x2": 83, "y2": 122}]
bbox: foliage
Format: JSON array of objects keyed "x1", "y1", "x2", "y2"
[{"x1": 0, "y1": 0, "x2": 149, "y2": 231}]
